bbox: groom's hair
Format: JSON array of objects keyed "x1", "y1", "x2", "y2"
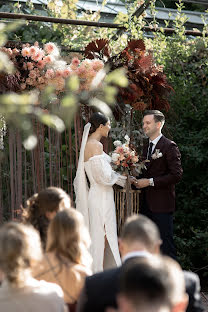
[
  {"x1": 144, "y1": 110, "x2": 165, "y2": 126},
  {"x1": 120, "y1": 214, "x2": 161, "y2": 251}
]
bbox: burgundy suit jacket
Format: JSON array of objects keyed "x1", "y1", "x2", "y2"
[{"x1": 141, "y1": 135, "x2": 183, "y2": 213}]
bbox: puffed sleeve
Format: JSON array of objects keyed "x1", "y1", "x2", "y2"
[{"x1": 88, "y1": 156, "x2": 126, "y2": 187}]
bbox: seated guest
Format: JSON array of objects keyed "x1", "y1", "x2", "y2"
[
  {"x1": 22, "y1": 187, "x2": 71, "y2": 249},
  {"x1": 117, "y1": 256, "x2": 188, "y2": 312},
  {"x1": 0, "y1": 222, "x2": 66, "y2": 312},
  {"x1": 77, "y1": 214, "x2": 204, "y2": 312},
  {"x1": 33, "y1": 208, "x2": 92, "y2": 312}
]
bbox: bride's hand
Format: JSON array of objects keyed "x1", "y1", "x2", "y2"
[{"x1": 117, "y1": 175, "x2": 127, "y2": 187}]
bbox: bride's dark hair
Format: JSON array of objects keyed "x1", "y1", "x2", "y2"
[{"x1": 89, "y1": 112, "x2": 108, "y2": 134}]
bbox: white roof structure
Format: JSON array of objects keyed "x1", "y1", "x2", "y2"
[
  {"x1": 77, "y1": 0, "x2": 206, "y2": 28},
  {"x1": 0, "y1": 0, "x2": 207, "y2": 29}
]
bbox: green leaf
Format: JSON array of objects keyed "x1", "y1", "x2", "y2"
[
  {"x1": 105, "y1": 68, "x2": 128, "y2": 87},
  {"x1": 61, "y1": 94, "x2": 77, "y2": 107},
  {"x1": 39, "y1": 114, "x2": 65, "y2": 133},
  {"x1": 66, "y1": 75, "x2": 79, "y2": 92}
]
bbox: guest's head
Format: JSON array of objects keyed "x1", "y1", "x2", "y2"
[
  {"x1": 47, "y1": 208, "x2": 92, "y2": 268},
  {"x1": 119, "y1": 214, "x2": 162, "y2": 257},
  {"x1": 117, "y1": 256, "x2": 188, "y2": 312},
  {"x1": 89, "y1": 112, "x2": 110, "y2": 137},
  {"x1": 0, "y1": 222, "x2": 42, "y2": 287},
  {"x1": 22, "y1": 187, "x2": 71, "y2": 249},
  {"x1": 143, "y1": 110, "x2": 165, "y2": 140}
]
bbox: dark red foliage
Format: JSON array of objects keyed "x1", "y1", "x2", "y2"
[
  {"x1": 84, "y1": 39, "x2": 174, "y2": 118},
  {"x1": 0, "y1": 74, "x2": 20, "y2": 93},
  {"x1": 127, "y1": 39, "x2": 145, "y2": 52},
  {"x1": 84, "y1": 39, "x2": 110, "y2": 60},
  {"x1": 0, "y1": 46, "x2": 31, "y2": 94}
]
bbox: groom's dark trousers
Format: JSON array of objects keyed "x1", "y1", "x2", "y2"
[
  {"x1": 140, "y1": 197, "x2": 175, "y2": 259},
  {"x1": 140, "y1": 135, "x2": 183, "y2": 259}
]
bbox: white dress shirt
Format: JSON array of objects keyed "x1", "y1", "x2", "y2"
[
  {"x1": 148, "y1": 134, "x2": 163, "y2": 187},
  {"x1": 149, "y1": 133, "x2": 163, "y2": 154},
  {"x1": 122, "y1": 250, "x2": 152, "y2": 263}
]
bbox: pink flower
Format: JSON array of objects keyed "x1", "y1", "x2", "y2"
[
  {"x1": 29, "y1": 70, "x2": 37, "y2": 79},
  {"x1": 34, "y1": 41, "x2": 39, "y2": 47},
  {"x1": 62, "y1": 68, "x2": 72, "y2": 78},
  {"x1": 45, "y1": 69, "x2": 55, "y2": 79},
  {"x1": 51, "y1": 77, "x2": 65, "y2": 91},
  {"x1": 13, "y1": 48, "x2": 19, "y2": 55},
  {"x1": 34, "y1": 68, "x2": 40, "y2": 77},
  {"x1": 82, "y1": 60, "x2": 91, "y2": 68},
  {"x1": 30, "y1": 46, "x2": 38, "y2": 56},
  {"x1": 20, "y1": 83, "x2": 26, "y2": 90},
  {"x1": 26, "y1": 78, "x2": 33, "y2": 85},
  {"x1": 43, "y1": 55, "x2": 54, "y2": 64},
  {"x1": 92, "y1": 60, "x2": 104, "y2": 71},
  {"x1": 116, "y1": 146, "x2": 124, "y2": 154},
  {"x1": 38, "y1": 77, "x2": 45, "y2": 84},
  {"x1": 71, "y1": 57, "x2": 80, "y2": 67},
  {"x1": 37, "y1": 60, "x2": 45, "y2": 69},
  {"x1": 27, "y1": 62, "x2": 34, "y2": 70},
  {"x1": 76, "y1": 66, "x2": 87, "y2": 78},
  {"x1": 1, "y1": 47, "x2": 7, "y2": 53},
  {"x1": 44, "y1": 42, "x2": 56, "y2": 54},
  {"x1": 22, "y1": 47, "x2": 31, "y2": 57},
  {"x1": 86, "y1": 69, "x2": 96, "y2": 79},
  {"x1": 7, "y1": 48, "x2": 13, "y2": 56},
  {"x1": 32, "y1": 50, "x2": 44, "y2": 62},
  {"x1": 55, "y1": 70, "x2": 63, "y2": 78}
]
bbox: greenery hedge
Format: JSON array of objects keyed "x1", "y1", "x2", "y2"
[{"x1": 151, "y1": 27, "x2": 208, "y2": 273}]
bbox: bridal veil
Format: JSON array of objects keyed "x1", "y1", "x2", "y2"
[{"x1": 73, "y1": 122, "x2": 91, "y2": 231}]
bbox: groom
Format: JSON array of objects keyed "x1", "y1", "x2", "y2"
[{"x1": 133, "y1": 110, "x2": 183, "y2": 259}]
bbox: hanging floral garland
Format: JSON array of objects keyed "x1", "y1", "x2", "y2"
[{"x1": 0, "y1": 42, "x2": 104, "y2": 94}]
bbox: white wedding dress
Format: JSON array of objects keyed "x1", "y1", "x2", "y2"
[{"x1": 74, "y1": 123, "x2": 126, "y2": 273}]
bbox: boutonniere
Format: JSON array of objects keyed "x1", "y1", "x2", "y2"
[{"x1": 152, "y1": 149, "x2": 163, "y2": 160}]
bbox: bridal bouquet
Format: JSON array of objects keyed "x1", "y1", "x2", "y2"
[{"x1": 111, "y1": 135, "x2": 147, "y2": 174}]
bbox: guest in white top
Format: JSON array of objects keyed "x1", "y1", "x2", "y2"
[{"x1": 0, "y1": 222, "x2": 66, "y2": 312}]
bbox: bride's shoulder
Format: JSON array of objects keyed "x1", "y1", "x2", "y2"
[
  {"x1": 85, "y1": 140, "x2": 103, "y2": 161},
  {"x1": 86, "y1": 139, "x2": 103, "y2": 151}
]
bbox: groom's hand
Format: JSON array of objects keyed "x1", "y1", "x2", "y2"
[
  {"x1": 129, "y1": 176, "x2": 137, "y2": 184},
  {"x1": 134, "y1": 178, "x2": 150, "y2": 188}
]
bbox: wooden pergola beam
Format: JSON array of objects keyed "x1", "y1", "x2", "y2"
[
  {"x1": 0, "y1": 12, "x2": 125, "y2": 29},
  {"x1": 0, "y1": 11, "x2": 207, "y2": 39}
]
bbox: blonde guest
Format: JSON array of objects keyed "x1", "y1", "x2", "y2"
[
  {"x1": 0, "y1": 222, "x2": 66, "y2": 312},
  {"x1": 33, "y1": 208, "x2": 92, "y2": 312}
]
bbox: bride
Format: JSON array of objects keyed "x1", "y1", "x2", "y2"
[{"x1": 74, "y1": 112, "x2": 126, "y2": 273}]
